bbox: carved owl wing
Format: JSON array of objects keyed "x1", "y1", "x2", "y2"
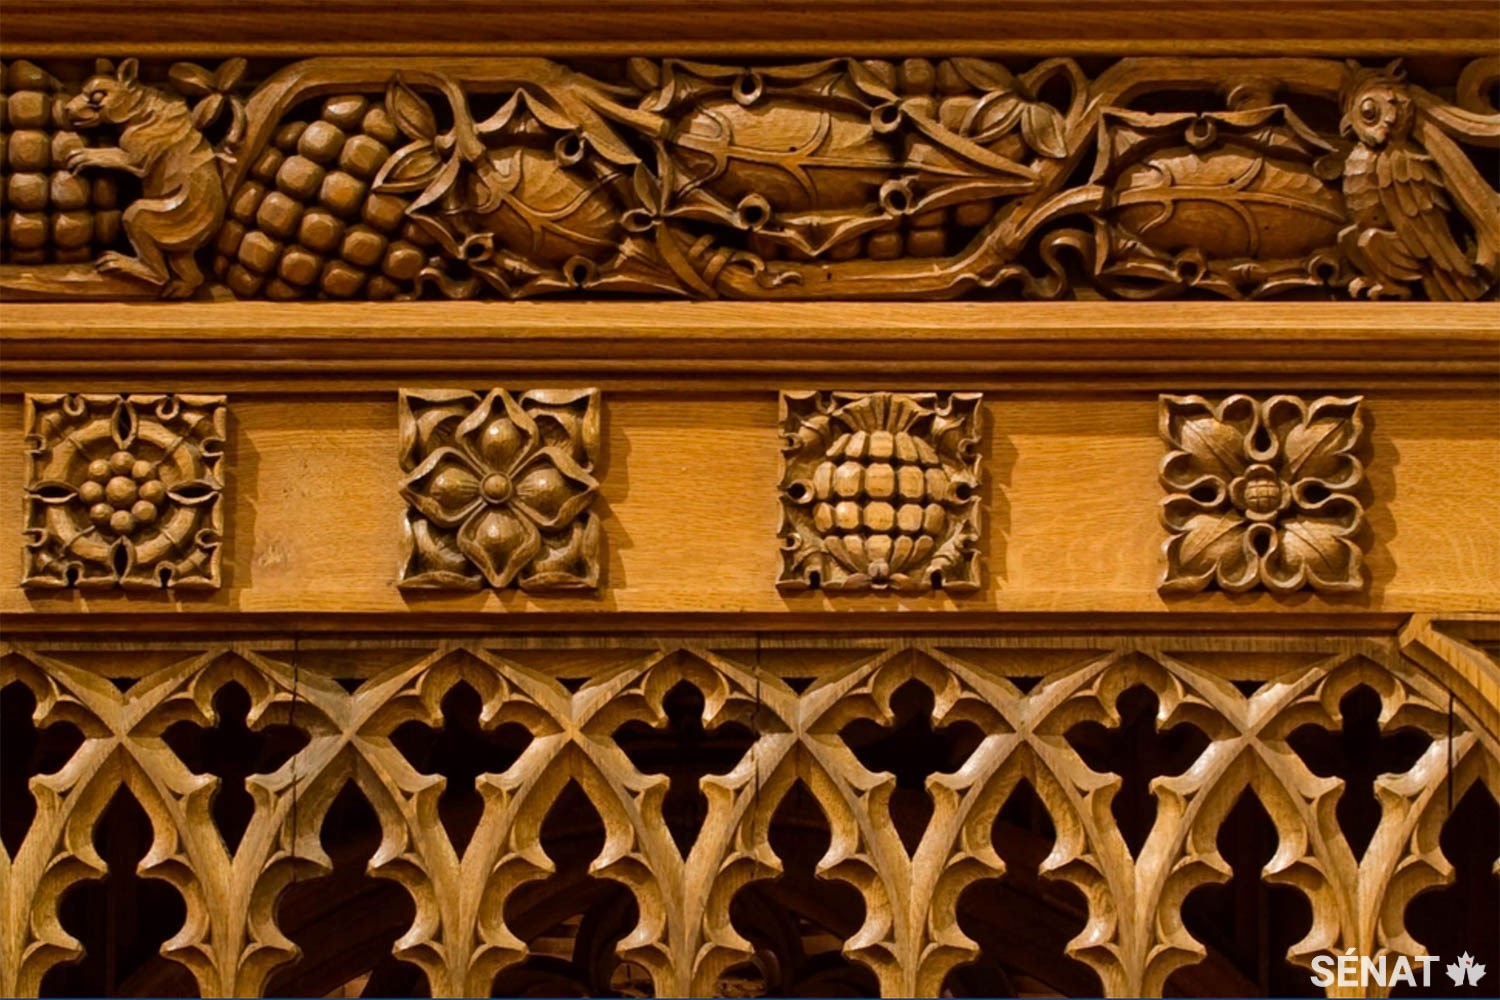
[{"x1": 1372, "y1": 145, "x2": 1486, "y2": 300}]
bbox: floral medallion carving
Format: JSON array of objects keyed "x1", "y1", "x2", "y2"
[
  {"x1": 398, "y1": 388, "x2": 601, "y2": 591},
  {"x1": 1159, "y1": 393, "x2": 1367, "y2": 595},
  {"x1": 22, "y1": 392, "x2": 226, "y2": 588},
  {"x1": 778, "y1": 390, "x2": 982, "y2": 592}
]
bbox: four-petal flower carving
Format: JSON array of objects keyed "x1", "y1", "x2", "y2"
[
  {"x1": 399, "y1": 388, "x2": 601, "y2": 591},
  {"x1": 1159, "y1": 393, "x2": 1367, "y2": 594}
]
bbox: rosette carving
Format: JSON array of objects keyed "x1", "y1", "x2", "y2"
[
  {"x1": 1159, "y1": 394, "x2": 1367, "y2": 595},
  {"x1": 779, "y1": 391, "x2": 982, "y2": 593},
  {"x1": 397, "y1": 388, "x2": 601, "y2": 591},
  {"x1": 21, "y1": 393, "x2": 226, "y2": 589}
]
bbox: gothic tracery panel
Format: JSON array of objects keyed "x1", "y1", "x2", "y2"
[{"x1": 3, "y1": 627, "x2": 1494, "y2": 998}]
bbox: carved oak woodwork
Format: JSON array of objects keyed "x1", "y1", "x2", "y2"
[
  {"x1": 20, "y1": 392, "x2": 226, "y2": 589},
  {"x1": 778, "y1": 391, "x2": 983, "y2": 593},
  {"x1": 397, "y1": 388, "x2": 601, "y2": 591},
  {"x1": 1159, "y1": 394, "x2": 1367, "y2": 596},
  {"x1": 2, "y1": 10, "x2": 1497, "y2": 1000},
  {"x1": 1, "y1": 625, "x2": 1495, "y2": 998},
  {"x1": 2, "y1": 55, "x2": 1497, "y2": 302}
]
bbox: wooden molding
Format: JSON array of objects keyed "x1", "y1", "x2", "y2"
[
  {"x1": 2, "y1": 2, "x2": 1497, "y2": 56},
  {"x1": 2, "y1": 301, "x2": 1497, "y2": 389}
]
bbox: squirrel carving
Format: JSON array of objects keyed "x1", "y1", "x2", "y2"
[{"x1": 64, "y1": 58, "x2": 225, "y2": 298}]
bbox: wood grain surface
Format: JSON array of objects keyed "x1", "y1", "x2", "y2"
[
  {"x1": 2, "y1": 1, "x2": 1496, "y2": 55},
  {"x1": 3, "y1": 301, "x2": 1497, "y2": 388},
  {"x1": 3, "y1": 390, "x2": 1495, "y2": 618}
]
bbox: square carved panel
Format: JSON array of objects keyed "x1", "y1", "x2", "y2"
[
  {"x1": 1159, "y1": 393, "x2": 1367, "y2": 594},
  {"x1": 778, "y1": 390, "x2": 982, "y2": 593},
  {"x1": 398, "y1": 388, "x2": 601, "y2": 591},
  {"x1": 22, "y1": 392, "x2": 227, "y2": 589}
]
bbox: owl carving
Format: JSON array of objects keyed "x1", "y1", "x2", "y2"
[{"x1": 1338, "y1": 62, "x2": 1490, "y2": 300}]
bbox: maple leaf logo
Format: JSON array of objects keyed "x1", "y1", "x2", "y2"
[{"x1": 1446, "y1": 953, "x2": 1488, "y2": 987}]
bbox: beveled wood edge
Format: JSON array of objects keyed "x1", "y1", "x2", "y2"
[
  {"x1": 0, "y1": 608, "x2": 1432, "y2": 636},
  {"x1": 2, "y1": 1, "x2": 1496, "y2": 55},
  {"x1": 2, "y1": 302, "x2": 1497, "y2": 389}
]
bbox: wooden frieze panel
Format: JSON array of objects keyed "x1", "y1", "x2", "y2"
[{"x1": 0, "y1": 55, "x2": 1496, "y2": 303}]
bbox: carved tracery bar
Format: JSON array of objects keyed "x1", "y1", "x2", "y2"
[
  {"x1": 3, "y1": 624, "x2": 1497, "y2": 999},
  {"x1": 1, "y1": 54, "x2": 1497, "y2": 304}
]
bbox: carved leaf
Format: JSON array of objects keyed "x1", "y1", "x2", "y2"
[
  {"x1": 1021, "y1": 101, "x2": 1069, "y2": 158},
  {"x1": 387, "y1": 76, "x2": 439, "y2": 141},
  {"x1": 371, "y1": 141, "x2": 444, "y2": 194},
  {"x1": 168, "y1": 61, "x2": 216, "y2": 96},
  {"x1": 949, "y1": 57, "x2": 1021, "y2": 94}
]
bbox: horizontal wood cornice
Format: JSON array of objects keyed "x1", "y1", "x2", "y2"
[
  {"x1": 3, "y1": 302, "x2": 1497, "y2": 391},
  {"x1": 0, "y1": 609, "x2": 1423, "y2": 637},
  {"x1": 1, "y1": 1, "x2": 1496, "y2": 56}
]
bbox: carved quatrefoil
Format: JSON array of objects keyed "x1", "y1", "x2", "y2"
[
  {"x1": 778, "y1": 390, "x2": 982, "y2": 593},
  {"x1": 1159, "y1": 393, "x2": 1367, "y2": 595},
  {"x1": 398, "y1": 388, "x2": 601, "y2": 591},
  {"x1": 22, "y1": 393, "x2": 227, "y2": 589}
]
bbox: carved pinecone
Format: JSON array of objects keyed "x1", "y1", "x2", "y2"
[
  {"x1": 212, "y1": 95, "x2": 428, "y2": 299},
  {"x1": 0, "y1": 60, "x2": 124, "y2": 265}
]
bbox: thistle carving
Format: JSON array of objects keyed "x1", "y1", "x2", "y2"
[
  {"x1": 3, "y1": 56, "x2": 1496, "y2": 301},
  {"x1": 21, "y1": 392, "x2": 226, "y2": 589},
  {"x1": 779, "y1": 391, "x2": 981, "y2": 592},
  {"x1": 1159, "y1": 394, "x2": 1367, "y2": 595},
  {"x1": 397, "y1": 388, "x2": 601, "y2": 591}
]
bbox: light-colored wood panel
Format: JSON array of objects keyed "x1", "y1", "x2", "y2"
[{"x1": 4, "y1": 392, "x2": 1496, "y2": 616}]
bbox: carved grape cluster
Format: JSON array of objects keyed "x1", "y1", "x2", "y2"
[
  {"x1": 76, "y1": 448, "x2": 169, "y2": 537},
  {"x1": 213, "y1": 94, "x2": 425, "y2": 299},
  {"x1": 0, "y1": 60, "x2": 123, "y2": 264}
]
